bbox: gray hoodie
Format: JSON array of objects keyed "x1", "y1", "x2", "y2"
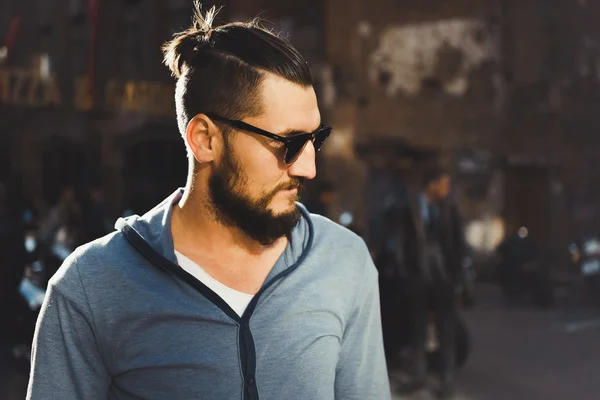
[{"x1": 27, "y1": 189, "x2": 390, "y2": 400}]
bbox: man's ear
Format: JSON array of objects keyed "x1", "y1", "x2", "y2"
[{"x1": 186, "y1": 114, "x2": 218, "y2": 163}]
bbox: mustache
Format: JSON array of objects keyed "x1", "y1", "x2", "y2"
[
  {"x1": 251, "y1": 177, "x2": 307, "y2": 211},
  {"x1": 275, "y1": 178, "x2": 305, "y2": 192}
]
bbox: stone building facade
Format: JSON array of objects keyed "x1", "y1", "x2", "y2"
[
  {"x1": 1, "y1": 0, "x2": 598, "y2": 258},
  {"x1": 322, "y1": 0, "x2": 600, "y2": 258}
]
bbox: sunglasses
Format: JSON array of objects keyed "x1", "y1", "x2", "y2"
[{"x1": 205, "y1": 113, "x2": 332, "y2": 165}]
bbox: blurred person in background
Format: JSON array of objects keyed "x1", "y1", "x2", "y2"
[
  {"x1": 27, "y1": 4, "x2": 390, "y2": 400},
  {"x1": 0, "y1": 178, "x2": 43, "y2": 344},
  {"x1": 38, "y1": 186, "x2": 82, "y2": 243},
  {"x1": 393, "y1": 166, "x2": 466, "y2": 398}
]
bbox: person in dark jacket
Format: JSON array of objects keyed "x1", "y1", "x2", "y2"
[{"x1": 393, "y1": 166, "x2": 466, "y2": 398}]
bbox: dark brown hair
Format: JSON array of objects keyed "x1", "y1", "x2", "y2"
[
  {"x1": 162, "y1": 3, "x2": 313, "y2": 138},
  {"x1": 421, "y1": 164, "x2": 449, "y2": 187}
]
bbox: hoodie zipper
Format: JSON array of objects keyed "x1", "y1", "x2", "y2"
[{"x1": 121, "y1": 208, "x2": 314, "y2": 400}]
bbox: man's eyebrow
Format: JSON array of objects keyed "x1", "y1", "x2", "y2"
[
  {"x1": 277, "y1": 124, "x2": 322, "y2": 137},
  {"x1": 277, "y1": 128, "x2": 307, "y2": 137}
]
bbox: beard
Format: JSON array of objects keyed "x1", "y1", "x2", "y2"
[{"x1": 207, "y1": 149, "x2": 304, "y2": 247}]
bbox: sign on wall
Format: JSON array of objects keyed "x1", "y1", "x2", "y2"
[
  {"x1": 0, "y1": 68, "x2": 174, "y2": 117},
  {"x1": 0, "y1": 68, "x2": 62, "y2": 107}
]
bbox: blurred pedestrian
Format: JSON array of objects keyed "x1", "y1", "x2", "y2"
[
  {"x1": 393, "y1": 165, "x2": 466, "y2": 398},
  {"x1": 28, "y1": 5, "x2": 390, "y2": 400},
  {"x1": 38, "y1": 186, "x2": 81, "y2": 243}
]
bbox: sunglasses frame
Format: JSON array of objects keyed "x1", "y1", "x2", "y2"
[{"x1": 205, "y1": 113, "x2": 332, "y2": 165}]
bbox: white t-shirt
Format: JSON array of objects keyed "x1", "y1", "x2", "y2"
[{"x1": 175, "y1": 251, "x2": 254, "y2": 317}]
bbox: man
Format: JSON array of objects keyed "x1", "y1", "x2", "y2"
[
  {"x1": 393, "y1": 166, "x2": 465, "y2": 398},
  {"x1": 27, "y1": 5, "x2": 390, "y2": 400}
]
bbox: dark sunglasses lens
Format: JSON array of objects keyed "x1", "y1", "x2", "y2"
[
  {"x1": 284, "y1": 137, "x2": 310, "y2": 164},
  {"x1": 313, "y1": 127, "x2": 331, "y2": 151}
]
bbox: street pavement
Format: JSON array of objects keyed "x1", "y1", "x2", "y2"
[
  {"x1": 392, "y1": 283, "x2": 600, "y2": 399},
  {"x1": 3, "y1": 283, "x2": 600, "y2": 399}
]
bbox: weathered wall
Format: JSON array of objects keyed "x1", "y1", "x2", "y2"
[
  {"x1": 321, "y1": 0, "x2": 600, "y2": 247},
  {"x1": 2, "y1": 0, "x2": 600, "y2": 244},
  {"x1": 322, "y1": 0, "x2": 505, "y2": 237}
]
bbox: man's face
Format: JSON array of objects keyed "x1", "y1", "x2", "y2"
[
  {"x1": 433, "y1": 175, "x2": 451, "y2": 200},
  {"x1": 437, "y1": 175, "x2": 451, "y2": 199},
  {"x1": 208, "y1": 73, "x2": 321, "y2": 245},
  {"x1": 427, "y1": 175, "x2": 451, "y2": 201}
]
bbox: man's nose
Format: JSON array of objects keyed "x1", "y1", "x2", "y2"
[{"x1": 287, "y1": 141, "x2": 317, "y2": 180}]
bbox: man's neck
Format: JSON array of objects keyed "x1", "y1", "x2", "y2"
[
  {"x1": 171, "y1": 187, "x2": 287, "y2": 269},
  {"x1": 170, "y1": 187, "x2": 288, "y2": 295}
]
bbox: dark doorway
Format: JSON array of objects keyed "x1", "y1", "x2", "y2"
[
  {"x1": 502, "y1": 165, "x2": 552, "y2": 250},
  {"x1": 41, "y1": 137, "x2": 87, "y2": 205},
  {"x1": 122, "y1": 139, "x2": 187, "y2": 215}
]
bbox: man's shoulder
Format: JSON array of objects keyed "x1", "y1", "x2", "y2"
[
  {"x1": 49, "y1": 230, "x2": 133, "y2": 293},
  {"x1": 309, "y1": 214, "x2": 365, "y2": 246},
  {"x1": 308, "y1": 214, "x2": 373, "y2": 272},
  {"x1": 307, "y1": 215, "x2": 379, "y2": 296}
]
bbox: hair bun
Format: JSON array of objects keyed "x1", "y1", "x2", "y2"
[
  {"x1": 193, "y1": 3, "x2": 218, "y2": 34},
  {"x1": 162, "y1": 3, "x2": 219, "y2": 77}
]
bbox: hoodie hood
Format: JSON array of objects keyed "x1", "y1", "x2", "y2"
[{"x1": 114, "y1": 188, "x2": 314, "y2": 280}]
